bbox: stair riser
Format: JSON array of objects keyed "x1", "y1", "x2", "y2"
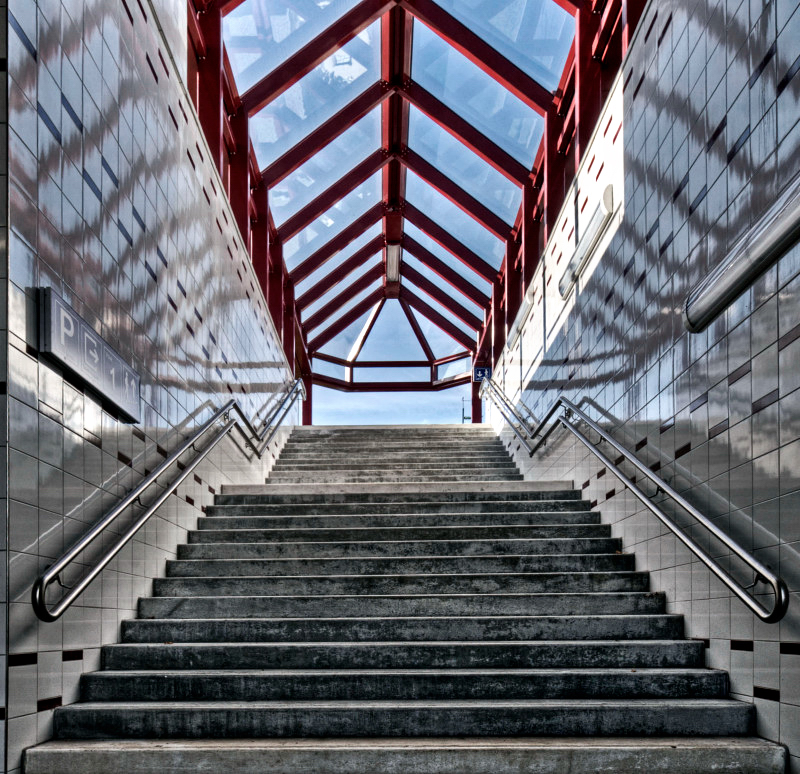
[
  {"x1": 265, "y1": 474, "x2": 525, "y2": 483},
  {"x1": 138, "y1": 592, "x2": 666, "y2": 619},
  {"x1": 272, "y1": 460, "x2": 519, "y2": 469},
  {"x1": 167, "y1": 554, "x2": 635, "y2": 575},
  {"x1": 193, "y1": 511, "x2": 602, "y2": 530},
  {"x1": 206, "y1": 501, "x2": 591, "y2": 516},
  {"x1": 22, "y1": 740, "x2": 789, "y2": 774},
  {"x1": 273, "y1": 456, "x2": 515, "y2": 466},
  {"x1": 213, "y1": 491, "x2": 583, "y2": 506},
  {"x1": 191, "y1": 526, "x2": 611, "y2": 543},
  {"x1": 107, "y1": 641, "x2": 703, "y2": 669},
  {"x1": 53, "y1": 703, "x2": 754, "y2": 739},
  {"x1": 153, "y1": 574, "x2": 650, "y2": 597},
  {"x1": 81, "y1": 672, "x2": 727, "y2": 702},
  {"x1": 121, "y1": 615, "x2": 686, "y2": 643},
  {"x1": 181, "y1": 538, "x2": 623, "y2": 557}
]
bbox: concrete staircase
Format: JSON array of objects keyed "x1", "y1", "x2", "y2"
[{"x1": 24, "y1": 425, "x2": 785, "y2": 773}]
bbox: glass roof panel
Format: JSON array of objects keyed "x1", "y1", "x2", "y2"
[
  {"x1": 306, "y1": 278, "x2": 383, "y2": 334},
  {"x1": 411, "y1": 21, "x2": 543, "y2": 166},
  {"x1": 403, "y1": 278, "x2": 475, "y2": 337},
  {"x1": 405, "y1": 171, "x2": 506, "y2": 267},
  {"x1": 295, "y1": 222, "x2": 384, "y2": 293},
  {"x1": 270, "y1": 109, "x2": 382, "y2": 227},
  {"x1": 429, "y1": 0, "x2": 574, "y2": 92},
  {"x1": 249, "y1": 20, "x2": 381, "y2": 168},
  {"x1": 317, "y1": 309, "x2": 374, "y2": 359},
  {"x1": 357, "y1": 300, "x2": 428, "y2": 361},
  {"x1": 408, "y1": 107, "x2": 522, "y2": 225},
  {"x1": 404, "y1": 254, "x2": 485, "y2": 318},
  {"x1": 223, "y1": 0, "x2": 363, "y2": 94},
  {"x1": 403, "y1": 223, "x2": 491, "y2": 296},
  {"x1": 409, "y1": 308, "x2": 463, "y2": 358},
  {"x1": 302, "y1": 256, "x2": 382, "y2": 320},
  {"x1": 283, "y1": 171, "x2": 382, "y2": 272}
]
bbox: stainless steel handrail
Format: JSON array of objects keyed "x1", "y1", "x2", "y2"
[
  {"x1": 481, "y1": 380, "x2": 789, "y2": 623},
  {"x1": 32, "y1": 379, "x2": 305, "y2": 622}
]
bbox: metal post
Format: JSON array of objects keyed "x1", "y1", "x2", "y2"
[{"x1": 471, "y1": 380, "x2": 482, "y2": 423}]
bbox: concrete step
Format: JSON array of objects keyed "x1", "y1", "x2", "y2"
[
  {"x1": 194, "y1": 510, "x2": 603, "y2": 529},
  {"x1": 180, "y1": 537, "x2": 624, "y2": 558},
  {"x1": 52, "y1": 699, "x2": 755, "y2": 739},
  {"x1": 275, "y1": 452, "x2": 515, "y2": 463},
  {"x1": 265, "y1": 473, "x2": 525, "y2": 483},
  {"x1": 80, "y1": 668, "x2": 728, "y2": 702},
  {"x1": 138, "y1": 591, "x2": 666, "y2": 619},
  {"x1": 154, "y1": 572, "x2": 649, "y2": 597},
  {"x1": 23, "y1": 737, "x2": 788, "y2": 774},
  {"x1": 166, "y1": 553, "x2": 635, "y2": 576},
  {"x1": 205, "y1": 499, "x2": 592, "y2": 516},
  {"x1": 214, "y1": 489, "x2": 583, "y2": 506},
  {"x1": 220, "y1": 481, "x2": 575, "y2": 497},
  {"x1": 107, "y1": 639, "x2": 703, "y2": 668},
  {"x1": 190, "y1": 524, "x2": 612, "y2": 543},
  {"x1": 272, "y1": 459, "x2": 519, "y2": 470}
]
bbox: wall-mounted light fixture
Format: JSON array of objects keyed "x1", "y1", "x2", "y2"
[
  {"x1": 385, "y1": 243, "x2": 402, "y2": 282},
  {"x1": 558, "y1": 184, "x2": 615, "y2": 299}
]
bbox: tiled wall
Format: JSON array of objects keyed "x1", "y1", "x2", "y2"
[
  {"x1": 492, "y1": 0, "x2": 800, "y2": 769},
  {"x1": 4, "y1": 0, "x2": 295, "y2": 771}
]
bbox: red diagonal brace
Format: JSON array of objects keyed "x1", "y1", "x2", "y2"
[
  {"x1": 292, "y1": 203, "x2": 384, "y2": 284},
  {"x1": 401, "y1": 264, "x2": 482, "y2": 330},
  {"x1": 296, "y1": 234, "x2": 385, "y2": 310},
  {"x1": 241, "y1": 0, "x2": 395, "y2": 114},
  {"x1": 402, "y1": 235, "x2": 489, "y2": 307},
  {"x1": 401, "y1": 287, "x2": 475, "y2": 351},
  {"x1": 304, "y1": 263, "x2": 385, "y2": 332},
  {"x1": 308, "y1": 288, "x2": 384, "y2": 352},
  {"x1": 277, "y1": 150, "x2": 392, "y2": 241},
  {"x1": 403, "y1": 203, "x2": 498, "y2": 283}
]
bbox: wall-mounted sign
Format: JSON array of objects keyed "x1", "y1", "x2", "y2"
[
  {"x1": 473, "y1": 366, "x2": 492, "y2": 382},
  {"x1": 39, "y1": 288, "x2": 141, "y2": 422}
]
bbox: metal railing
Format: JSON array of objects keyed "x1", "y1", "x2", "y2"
[
  {"x1": 32, "y1": 379, "x2": 305, "y2": 622},
  {"x1": 481, "y1": 379, "x2": 790, "y2": 624}
]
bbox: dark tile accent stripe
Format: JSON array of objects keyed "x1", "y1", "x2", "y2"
[
  {"x1": 778, "y1": 322, "x2": 800, "y2": 350},
  {"x1": 707, "y1": 116, "x2": 727, "y2": 151},
  {"x1": 659, "y1": 231, "x2": 674, "y2": 255},
  {"x1": 728, "y1": 362, "x2": 751, "y2": 385},
  {"x1": 753, "y1": 686, "x2": 780, "y2": 702},
  {"x1": 645, "y1": 219, "x2": 659, "y2": 243},
  {"x1": 132, "y1": 428, "x2": 146, "y2": 442},
  {"x1": 157, "y1": 247, "x2": 168, "y2": 267},
  {"x1": 177, "y1": 279, "x2": 187, "y2": 297},
  {"x1": 101, "y1": 156, "x2": 119, "y2": 187},
  {"x1": 752, "y1": 389, "x2": 779, "y2": 414},
  {"x1": 635, "y1": 438, "x2": 648, "y2": 451},
  {"x1": 750, "y1": 42, "x2": 776, "y2": 88},
  {"x1": 675, "y1": 442, "x2": 691, "y2": 458},
  {"x1": 132, "y1": 206, "x2": 146, "y2": 232},
  {"x1": 37, "y1": 696, "x2": 62, "y2": 712},
  {"x1": 146, "y1": 53, "x2": 159, "y2": 82},
  {"x1": 605, "y1": 489, "x2": 616, "y2": 499},
  {"x1": 690, "y1": 392, "x2": 708, "y2": 412},
  {"x1": 656, "y1": 13, "x2": 672, "y2": 46},
  {"x1": 659, "y1": 417, "x2": 675, "y2": 433},
  {"x1": 120, "y1": 0, "x2": 134, "y2": 23},
  {"x1": 673, "y1": 172, "x2": 689, "y2": 201},
  {"x1": 186, "y1": 495, "x2": 194, "y2": 506},
  {"x1": 730, "y1": 639, "x2": 754, "y2": 652},
  {"x1": 83, "y1": 169, "x2": 102, "y2": 201},
  {"x1": 62, "y1": 650, "x2": 83, "y2": 661},
  {"x1": 597, "y1": 468, "x2": 606, "y2": 478},
  {"x1": 727, "y1": 126, "x2": 751, "y2": 163},
  {"x1": 145, "y1": 261, "x2": 157, "y2": 281},
  {"x1": 118, "y1": 452, "x2": 132, "y2": 467},
  {"x1": 582, "y1": 480, "x2": 590, "y2": 489},
  {"x1": 9, "y1": 652, "x2": 37, "y2": 667},
  {"x1": 692, "y1": 638, "x2": 710, "y2": 649},
  {"x1": 118, "y1": 219, "x2": 133, "y2": 246},
  {"x1": 709, "y1": 419, "x2": 729, "y2": 439},
  {"x1": 9, "y1": 11, "x2": 37, "y2": 59},
  {"x1": 778, "y1": 53, "x2": 800, "y2": 95},
  {"x1": 37, "y1": 102, "x2": 61, "y2": 144},
  {"x1": 689, "y1": 185, "x2": 707, "y2": 215},
  {"x1": 780, "y1": 642, "x2": 800, "y2": 655},
  {"x1": 61, "y1": 94, "x2": 83, "y2": 131},
  {"x1": 633, "y1": 271, "x2": 645, "y2": 291}
]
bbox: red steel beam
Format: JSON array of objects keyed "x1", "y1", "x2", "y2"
[
  {"x1": 196, "y1": 5, "x2": 224, "y2": 172},
  {"x1": 400, "y1": 298, "x2": 436, "y2": 362},
  {"x1": 262, "y1": 82, "x2": 394, "y2": 186},
  {"x1": 296, "y1": 234, "x2": 385, "y2": 310},
  {"x1": 277, "y1": 150, "x2": 392, "y2": 242},
  {"x1": 401, "y1": 287, "x2": 475, "y2": 351},
  {"x1": 402, "y1": 81, "x2": 529, "y2": 186},
  {"x1": 403, "y1": 203, "x2": 497, "y2": 283},
  {"x1": 314, "y1": 352, "x2": 431, "y2": 367},
  {"x1": 346, "y1": 298, "x2": 385, "y2": 363},
  {"x1": 401, "y1": 265, "x2": 482, "y2": 330},
  {"x1": 401, "y1": 149, "x2": 512, "y2": 241},
  {"x1": 312, "y1": 373, "x2": 471, "y2": 392},
  {"x1": 402, "y1": 235, "x2": 489, "y2": 307},
  {"x1": 292, "y1": 203, "x2": 384, "y2": 283},
  {"x1": 241, "y1": 0, "x2": 394, "y2": 114},
  {"x1": 397, "y1": 0, "x2": 553, "y2": 114},
  {"x1": 304, "y1": 263, "x2": 385, "y2": 332},
  {"x1": 308, "y1": 288, "x2": 384, "y2": 352}
]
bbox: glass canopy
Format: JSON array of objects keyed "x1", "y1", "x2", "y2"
[{"x1": 220, "y1": 0, "x2": 577, "y2": 387}]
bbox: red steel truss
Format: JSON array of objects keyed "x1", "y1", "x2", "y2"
[{"x1": 187, "y1": 0, "x2": 645, "y2": 419}]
